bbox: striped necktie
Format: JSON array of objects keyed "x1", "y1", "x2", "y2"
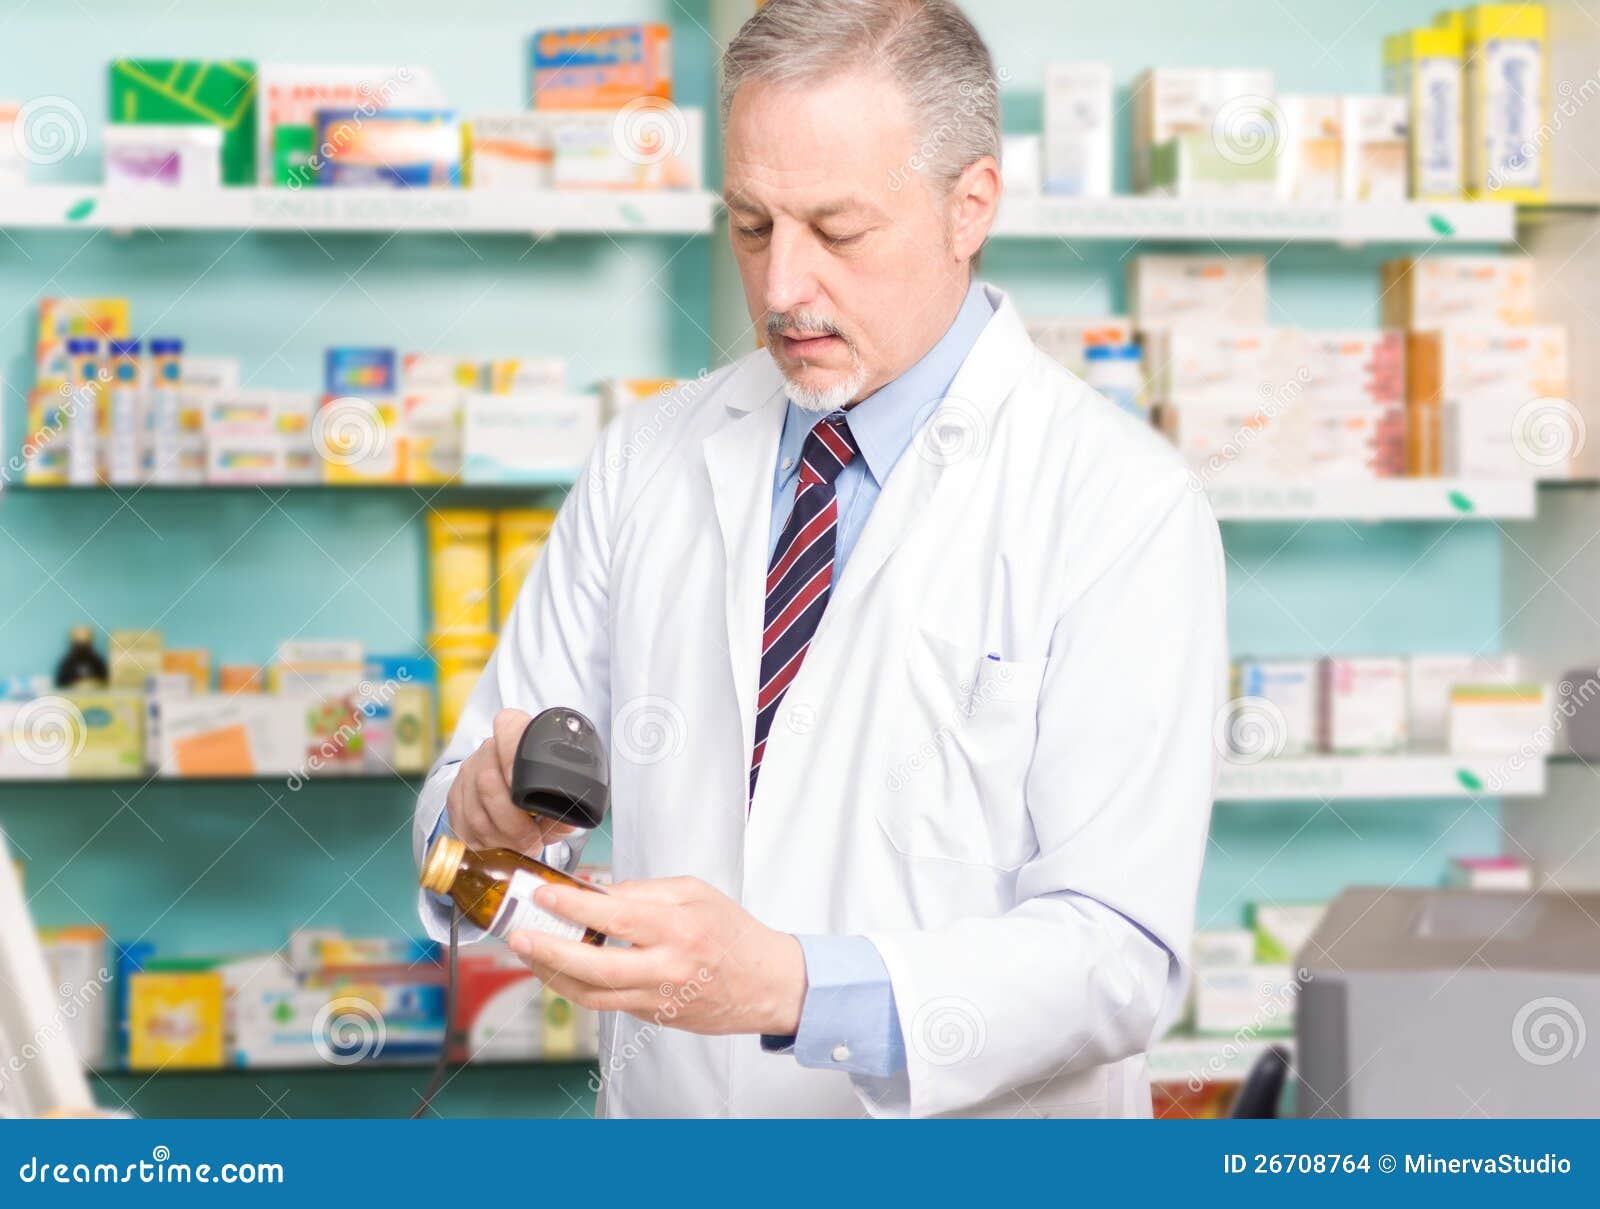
[{"x1": 750, "y1": 410, "x2": 859, "y2": 800}]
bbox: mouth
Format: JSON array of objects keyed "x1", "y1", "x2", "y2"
[{"x1": 777, "y1": 332, "x2": 844, "y2": 359}]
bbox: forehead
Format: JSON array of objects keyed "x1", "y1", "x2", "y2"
[{"x1": 723, "y1": 70, "x2": 917, "y2": 207}]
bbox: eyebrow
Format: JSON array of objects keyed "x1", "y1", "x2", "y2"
[{"x1": 721, "y1": 193, "x2": 886, "y2": 223}]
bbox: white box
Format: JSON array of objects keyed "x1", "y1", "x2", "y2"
[
  {"x1": 1128, "y1": 254, "x2": 1269, "y2": 333},
  {"x1": 1000, "y1": 134, "x2": 1041, "y2": 196},
  {"x1": 1465, "y1": 20, "x2": 1545, "y2": 196},
  {"x1": 1251, "y1": 902, "x2": 1329, "y2": 963},
  {"x1": 1382, "y1": 256, "x2": 1535, "y2": 329},
  {"x1": 1193, "y1": 964, "x2": 1296, "y2": 1035},
  {"x1": 467, "y1": 113, "x2": 556, "y2": 189},
  {"x1": 1129, "y1": 67, "x2": 1212, "y2": 193},
  {"x1": 204, "y1": 390, "x2": 318, "y2": 485},
  {"x1": 1408, "y1": 654, "x2": 1524, "y2": 750},
  {"x1": 1446, "y1": 856, "x2": 1533, "y2": 891},
  {"x1": 103, "y1": 124, "x2": 222, "y2": 189},
  {"x1": 1043, "y1": 62, "x2": 1112, "y2": 198},
  {"x1": 1144, "y1": 326, "x2": 1287, "y2": 406},
  {"x1": 1233, "y1": 658, "x2": 1318, "y2": 756},
  {"x1": 462, "y1": 392, "x2": 600, "y2": 484},
  {"x1": 552, "y1": 108, "x2": 703, "y2": 191},
  {"x1": 1318, "y1": 656, "x2": 1408, "y2": 754},
  {"x1": 1340, "y1": 95, "x2": 1408, "y2": 202},
  {"x1": 1192, "y1": 930, "x2": 1257, "y2": 967},
  {"x1": 1276, "y1": 95, "x2": 1342, "y2": 202},
  {"x1": 156, "y1": 695, "x2": 306, "y2": 777},
  {"x1": 1442, "y1": 397, "x2": 1573, "y2": 480},
  {"x1": 1449, "y1": 684, "x2": 1552, "y2": 754},
  {"x1": 256, "y1": 64, "x2": 447, "y2": 183},
  {"x1": 1296, "y1": 329, "x2": 1405, "y2": 407}
]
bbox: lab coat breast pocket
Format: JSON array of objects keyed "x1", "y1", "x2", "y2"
[{"x1": 876, "y1": 626, "x2": 1046, "y2": 871}]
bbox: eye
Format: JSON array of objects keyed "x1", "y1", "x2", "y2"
[
  {"x1": 822, "y1": 230, "x2": 864, "y2": 248},
  {"x1": 736, "y1": 223, "x2": 771, "y2": 242}
]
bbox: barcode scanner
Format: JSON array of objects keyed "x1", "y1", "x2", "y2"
[
  {"x1": 411, "y1": 706, "x2": 608, "y2": 1118},
  {"x1": 510, "y1": 707, "x2": 609, "y2": 831}
]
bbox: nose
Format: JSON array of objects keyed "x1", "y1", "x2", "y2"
[{"x1": 763, "y1": 222, "x2": 819, "y2": 319}]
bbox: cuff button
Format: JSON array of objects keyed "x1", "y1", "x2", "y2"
[{"x1": 830, "y1": 1044, "x2": 851, "y2": 1063}]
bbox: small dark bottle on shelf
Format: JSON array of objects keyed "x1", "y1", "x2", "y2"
[
  {"x1": 55, "y1": 625, "x2": 109, "y2": 689},
  {"x1": 421, "y1": 835, "x2": 607, "y2": 946}
]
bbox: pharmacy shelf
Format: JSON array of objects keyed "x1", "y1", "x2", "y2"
[
  {"x1": 1216, "y1": 755, "x2": 1546, "y2": 802},
  {"x1": 93, "y1": 1057, "x2": 595, "y2": 1079},
  {"x1": 1206, "y1": 478, "x2": 1537, "y2": 521},
  {"x1": 0, "y1": 186, "x2": 720, "y2": 236},
  {"x1": 1149, "y1": 1035, "x2": 1293, "y2": 1085},
  {"x1": 991, "y1": 195, "x2": 1516, "y2": 244}
]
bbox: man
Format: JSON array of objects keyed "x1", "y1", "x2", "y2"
[{"x1": 415, "y1": 0, "x2": 1226, "y2": 1118}]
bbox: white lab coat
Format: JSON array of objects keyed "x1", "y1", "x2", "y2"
[{"x1": 413, "y1": 285, "x2": 1228, "y2": 1118}]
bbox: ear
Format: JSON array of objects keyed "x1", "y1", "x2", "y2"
[{"x1": 947, "y1": 154, "x2": 1001, "y2": 264}]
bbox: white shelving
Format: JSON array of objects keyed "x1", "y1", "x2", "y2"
[
  {"x1": 0, "y1": 186, "x2": 720, "y2": 236},
  {"x1": 1216, "y1": 755, "x2": 1547, "y2": 802},
  {"x1": 1206, "y1": 478, "x2": 1538, "y2": 521},
  {"x1": 991, "y1": 195, "x2": 1516, "y2": 244}
]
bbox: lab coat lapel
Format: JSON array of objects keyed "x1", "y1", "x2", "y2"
[
  {"x1": 830, "y1": 288, "x2": 1035, "y2": 612},
  {"x1": 702, "y1": 387, "x2": 788, "y2": 769}
]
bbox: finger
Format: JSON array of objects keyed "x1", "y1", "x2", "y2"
[
  {"x1": 532, "y1": 881, "x2": 660, "y2": 945},
  {"x1": 537, "y1": 970, "x2": 654, "y2": 1015},
  {"x1": 473, "y1": 765, "x2": 545, "y2": 851},
  {"x1": 492, "y1": 708, "x2": 534, "y2": 782},
  {"x1": 507, "y1": 929, "x2": 661, "y2": 991}
]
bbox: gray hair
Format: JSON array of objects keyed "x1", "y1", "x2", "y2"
[{"x1": 719, "y1": 0, "x2": 1001, "y2": 194}]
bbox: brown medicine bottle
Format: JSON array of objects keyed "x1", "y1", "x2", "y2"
[{"x1": 421, "y1": 835, "x2": 607, "y2": 946}]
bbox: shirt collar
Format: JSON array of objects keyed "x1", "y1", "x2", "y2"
[{"x1": 779, "y1": 279, "x2": 995, "y2": 487}]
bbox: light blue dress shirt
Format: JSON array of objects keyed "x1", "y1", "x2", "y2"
[{"x1": 758, "y1": 280, "x2": 995, "y2": 1078}]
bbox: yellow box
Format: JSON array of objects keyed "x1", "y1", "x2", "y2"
[
  {"x1": 128, "y1": 970, "x2": 225, "y2": 1069},
  {"x1": 391, "y1": 683, "x2": 436, "y2": 774},
  {"x1": 109, "y1": 629, "x2": 162, "y2": 692},
  {"x1": 427, "y1": 510, "x2": 494, "y2": 634},
  {"x1": 64, "y1": 691, "x2": 144, "y2": 778},
  {"x1": 495, "y1": 508, "x2": 558, "y2": 627},
  {"x1": 162, "y1": 648, "x2": 212, "y2": 693},
  {"x1": 319, "y1": 397, "x2": 404, "y2": 483},
  {"x1": 1461, "y1": 4, "x2": 1547, "y2": 202},
  {"x1": 433, "y1": 631, "x2": 497, "y2": 741},
  {"x1": 1383, "y1": 27, "x2": 1463, "y2": 200}
]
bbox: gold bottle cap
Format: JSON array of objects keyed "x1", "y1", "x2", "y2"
[
  {"x1": 70, "y1": 625, "x2": 95, "y2": 643},
  {"x1": 420, "y1": 834, "x2": 466, "y2": 894}
]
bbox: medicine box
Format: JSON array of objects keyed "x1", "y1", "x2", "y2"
[
  {"x1": 1129, "y1": 67, "x2": 1212, "y2": 193},
  {"x1": 1317, "y1": 656, "x2": 1408, "y2": 754},
  {"x1": 108, "y1": 59, "x2": 257, "y2": 185},
  {"x1": 64, "y1": 691, "x2": 144, "y2": 778},
  {"x1": 256, "y1": 64, "x2": 447, "y2": 185},
  {"x1": 1147, "y1": 131, "x2": 1277, "y2": 199},
  {"x1": 315, "y1": 108, "x2": 462, "y2": 188},
  {"x1": 1127, "y1": 255, "x2": 1269, "y2": 333},
  {"x1": 128, "y1": 967, "x2": 225, "y2": 1069},
  {"x1": 551, "y1": 107, "x2": 704, "y2": 191},
  {"x1": 156, "y1": 695, "x2": 305, "y2": 777},
  {"x1": 467, "y1": 113, "x2": 557, "y2": 189},
  {"x1": 1449, "y1": 684, "x2": 1552, "y2": 754},
  {"x1": 39, "y1": 925, "x2": 110, "y2": 1068},
  {"x1": 1191, "y1": 930, "x2": 1258, "y2": 968},
  {"x1": 1462, "y1": 4, "x2": 1547, "y2": 201},
  {"x1": 1276, "y1": 95, "x2": 1342, "y2": 202},
  {"x1": 1233, "y1": 658, "x2": 1317, "y2": 756},
  {"x1": 1446, "y1": 855, "x2": 1533, "y2": 892},
  {"x1": 1383, "y1": 28, "x2": 1464, "y2": 200},
  {"x1": 1340, "y1": 95, "x2": 1408, "y2": 202},
  {"x1": 1408, "y1": 654, "x2": 1523, "y2": 750},
  {"x1": 103, "y1": 124, "x2": 223, "y2": 189},
  {"x1": 1026, "y1": 318, "x2": 1133, "y2": 378},
  {"x1": 462, "y1": 392, "x2": 600, "y2": 485},
  {"x1": 1249, "y1": 901, "x2": 1329, "y2": 963},
  {"x1": 1192, "y1": 964, "x2": 1297, "y2": 1035},
  {"x1": 1380, "y1": 255, "x2": 1535, "y2": 329},
  {"x1": 1295, "y1": 330, "x2": 1405, "y2": 407},
  {"x1": 1043, "y1": 62, "x2": 1113, "y2": 198},
  {"x1": 530, "y1": 24, "x2": 672, "y2": 109},
  {"x1": 1143, "y1": 326, "x2": 1285, "y2": 407}
]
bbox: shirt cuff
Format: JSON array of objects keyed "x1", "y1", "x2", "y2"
[{"x1": 759, "y1": 934, "x2": 906, "y2": 1077}]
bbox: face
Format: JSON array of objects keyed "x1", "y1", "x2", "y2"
[{"x1": 723, "y1": 69, "x2": 999, "y2": 412}]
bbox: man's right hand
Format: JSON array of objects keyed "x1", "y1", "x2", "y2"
[{"x1": 444, "y1": 708, "x2": 578, "y2": 857}]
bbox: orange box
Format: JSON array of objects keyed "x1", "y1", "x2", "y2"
[{"x1": 530, "y1": 24, "x2": 672, "y2": 109}]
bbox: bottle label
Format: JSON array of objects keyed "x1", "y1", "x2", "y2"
[{"x1": 488, "y1": 869, "x2": 587, "y2": 943}]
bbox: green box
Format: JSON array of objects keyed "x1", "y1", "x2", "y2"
[
  {"x1": 108, "y1": 59, "x2": 258, "y2": 185},
  {"x1": 272, "y1": 124, "x2": 315, "y2": 187}
]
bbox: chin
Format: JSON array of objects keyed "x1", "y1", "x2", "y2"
[{"x1": 773, "y1": 358, "x2": 868, "y2": 415}]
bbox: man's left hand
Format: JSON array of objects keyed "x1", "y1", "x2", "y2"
[{"x1": 506, "y1": 877, "x2": 807, "y2": 1036}]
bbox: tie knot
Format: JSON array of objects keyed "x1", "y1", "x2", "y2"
[{"x1": 798, "y1": 412, "x2": 858, "y2": 487}]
